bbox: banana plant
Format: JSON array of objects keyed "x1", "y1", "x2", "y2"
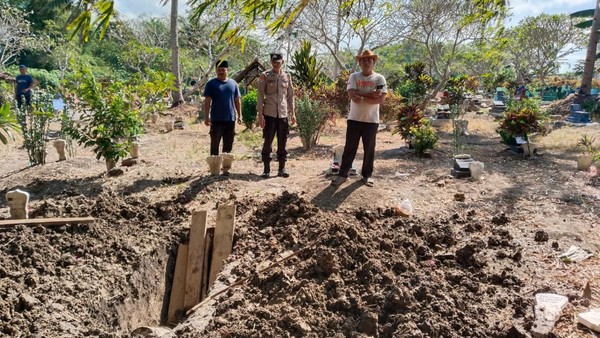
[{"x1": 0, "y1": 102, "x2": 21, "y2": 145}]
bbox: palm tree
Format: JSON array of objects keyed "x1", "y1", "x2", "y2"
[
  {"x1": 571, "y1": 0, "x2": 600, "y2": 95},
  {"x1": 162, "y1": 0, "x2": 184, "y2": 107}
]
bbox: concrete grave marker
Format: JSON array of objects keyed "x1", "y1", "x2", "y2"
[
  {"x1": 165, "y1": 121, "x2": 174, "y2": 132},
  {"x1": 532, "y1": 293, "x2": 568, "y2": 337},
  {"x1": 451, "y1": 154, "x2": 474, "y2": 178},
  {"x1": 130, "y1": 142, "x2": 140, "y2": 158},
  {"x1": 577, "y1": 309, "x2": 600, "y2": 332},
  {"x1": 469, "y1": 161, "x2": 484, "y2": 180},
  {"x1": 6, "y1": 189, "x2": 30, "y2": 219},
  {"x1": 53, "y1": 139, "x2": 67, "y2": 161}
]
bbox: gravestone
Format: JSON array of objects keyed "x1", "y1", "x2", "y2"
[
  {"x1": 329, "y1": 145, "x2": 357, "y2": 176},
  {"x1": 532, "y1": 293, "x2": 568, "y2": 337},
  {"x1": 566, "y1": 111, "x2": 592, "y2": 124},
  {"x1": 451, "y1": 154, "x2": 474, "y2": 178},
  {"x1": 174, "y1": 116, "x2": 185, "y2": 130},
  {"x1": 6, "y1": 189, "x2": 30, "y2": 219},
  {"x1": 436, "y1": 104, "x2": 452, "y2": 119},
  {"x1": 489, "y1": 101, "x2": 505, "y2": 118}
]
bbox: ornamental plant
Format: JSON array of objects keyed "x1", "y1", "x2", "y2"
[
  {"x1": 496, "y1": 98, "x2": 546, "y2": 145},
  {"x1": 577, "y1": 134, "x2": 596, "y2": 155},
  {"x1": 393, "y1": 103, "x2": 424, "y2": 141},
  {"x1": 396, "y1": 62, "x2": 434, "y2": 106},
  {"x1": 410, "y1": 121, "x2": 438, "y2": 157}
]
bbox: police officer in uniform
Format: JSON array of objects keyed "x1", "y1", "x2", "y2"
[{"x1": 257, "y1": 52, "x2": 296, "y2": 178}]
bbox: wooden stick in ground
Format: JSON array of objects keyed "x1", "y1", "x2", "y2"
[{"x1": 184, "y1": 210, "x2": 208, "y2": 310}]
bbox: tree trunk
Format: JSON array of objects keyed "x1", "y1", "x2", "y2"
[
  {"x1": 580, "y1": 0, "x2": 600, "y2": 95},
  {"x1": 170, "y1": 0, "x2": 183, "y2": 107}
]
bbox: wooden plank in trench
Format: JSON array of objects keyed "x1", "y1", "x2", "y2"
[
  {"x1": 200, "y1": 227, "x2": 214, "y2": 301},
  {"x1": 184, "y1": 210, "x2": 207, "y2": 310},
  {"x1": 167, "y1": 244, "x2": 188, "y2": 324},
  {"x1": 208, "y1": 204, "x2": 236, "y2": 287}
]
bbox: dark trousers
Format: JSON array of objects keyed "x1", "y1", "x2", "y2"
[
  {"x1": 339, "y1": 120, "x2": 378, "y2": 178},
  {"x1": 16, "y1": 93, "x2": 31, "y2": 109},
  {"x1": 209, "y1": 121, "x2": 235, "y2": 155},
  {"x1": 261, "y1": 116, "x2": 289, "y2": 163}
]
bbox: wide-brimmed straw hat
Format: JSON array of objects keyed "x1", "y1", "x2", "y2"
[{"x1": 355, "y1": 49, "x2": 378, "y2": 62}]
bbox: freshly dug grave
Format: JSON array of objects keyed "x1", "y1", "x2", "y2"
[
  {"x1": 176, "y1": 192, "x2": 533, "y2": 337},
  {"x1": 0, "y1": 187, "x2": 189, "y2": 337}
]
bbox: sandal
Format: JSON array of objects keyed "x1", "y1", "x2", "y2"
[
  {"x1": 362, "y1": 177, "x2": 374, "y2": 187},
  {"x1": 331, "y1": 176, "x2": 348, "y2": 186}
]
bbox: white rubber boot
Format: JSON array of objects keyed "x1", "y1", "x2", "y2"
[
  {"x1": 206, "y1": 155, "x2": 223, "y2": 176},
  {"x1": 221, "y1": 153, "x2": 235, "y2": 176}
]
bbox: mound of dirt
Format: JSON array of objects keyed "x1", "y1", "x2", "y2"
[
  {"x1": 0, "y1": 189, "x2": 189, "y2": 337},
  {"x1": 177, "y1": 192, "x2": 531, "y2": 337}
]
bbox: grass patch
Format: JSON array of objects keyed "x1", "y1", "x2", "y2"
[
  {"x1": 535, "y1": 126, "x2": 600, "y2": 153},
  {"x1": 237, "y1": 128, "x2": 263, "y2": 149}
]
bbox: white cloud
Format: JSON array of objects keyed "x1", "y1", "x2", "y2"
[{"x1": 114, "y1": 0, "x2": 189, "y2": 18}]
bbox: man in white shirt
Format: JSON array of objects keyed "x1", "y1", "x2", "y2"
[{"x1": 332, "y1": 49, "x2": 387, "y2": 187}]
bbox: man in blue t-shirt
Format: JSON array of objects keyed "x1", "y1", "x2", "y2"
[
  {"x1": 203, "y1": 60, "x2": 242, "y2": 157},
  {"x1": 15, "y1": 65, "x2": 34, "y2": 109}
]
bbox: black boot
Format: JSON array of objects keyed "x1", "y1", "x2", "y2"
[
  {"x1": 277, "y1": 161, "x2": 289, "y2": 178},
  {"x1": 261, "y1": 162, "x2": 270, "y2": 178}
]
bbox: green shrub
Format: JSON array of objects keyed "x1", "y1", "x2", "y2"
[
  {"x1": 27, "y1": 68, "x2": 61, "y2": 90},
  {"x1": 241, "y1": 89, "x2": 258, "y2": 129},
  {"x1": 410, "y1": 121, "x2": 438, "y2": 156},
  {"x1": 296, "y1": 94, "x2": 327, "y2": 150},
  {"x1": 61, "y1": 66, "x2": 143, "y2": 168},
  {"x1": 15, "y1": 93, "x2": 54, "y2": 165}
]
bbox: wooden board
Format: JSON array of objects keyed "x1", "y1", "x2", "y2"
[
  {"x1": 200, "y1": 227, "x2": 214, "y2": 301},
  {"x1": 167, "y1": 244, "x2": 188, "y2": 324},
  {"x1": 184, "y1": 210, "x2": 207, "y2": 310},
  {"x1": 0, "y1": 216, "x2": 95, "y2": 228},
  {"x1": 208, "y1": 204, "x2": 236, "y2": 286}
]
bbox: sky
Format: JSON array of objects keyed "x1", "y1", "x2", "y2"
[{"x1": 113, "y1": 0, "x2": 594, "y2": 72}]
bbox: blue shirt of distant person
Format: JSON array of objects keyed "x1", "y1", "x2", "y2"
[
  {"x1": 203, "y1": 60, "x2": 242, "y2": 156},
  {"x1": 15, "y1": 64, "x2": 34, "y2": 109}
]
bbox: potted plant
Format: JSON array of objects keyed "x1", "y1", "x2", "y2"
[{"x1": 576, "y1": 134, "x2": 595, "y2": 171}]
